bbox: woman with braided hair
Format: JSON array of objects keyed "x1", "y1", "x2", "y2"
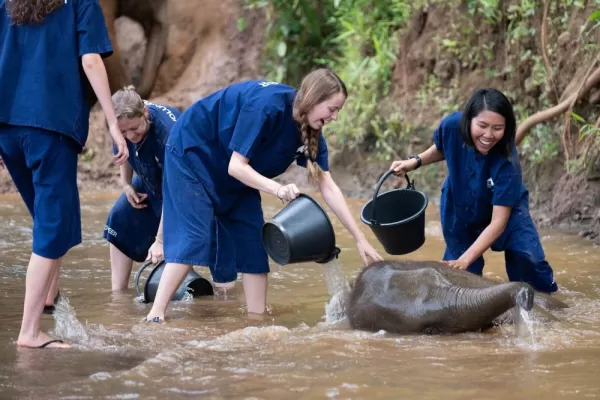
[{"x1": 145, "y1": 69, "x2": 382, "y2": 322}]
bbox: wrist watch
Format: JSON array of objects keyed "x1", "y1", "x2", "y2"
[{"x1": 408, "y1": 154, "x2": 422, "y2": 170}]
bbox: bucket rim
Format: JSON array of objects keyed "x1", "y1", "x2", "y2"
[
  {"x1": 262, "y1": 193, "x2": 337, "y2": 264},
  {"x1": 360, "y1": 188, "x2": 429, "y2": 227}
]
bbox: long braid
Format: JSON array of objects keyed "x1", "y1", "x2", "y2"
[{"x1": 300, "y1": 115, "x2": 321, "y2": 184}]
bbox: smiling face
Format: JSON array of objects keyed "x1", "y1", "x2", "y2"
[
  {"x1": 306, "y1": 92, "x2": 346, "y2": 130},
  {"x1": 117, "y1": 107, "x2": 150, "y2": 144},
  {"x1": 470, "y1": 110, "x2": 506, "y2": 154}
]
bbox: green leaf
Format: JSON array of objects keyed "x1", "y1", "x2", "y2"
[
  {"x1": 236, "y1": 17, "x2": 247, "y2": 32},
  {"x1": 571, "y1": 112, "x2": 586, "y2": 123},
  {"x1": 589, "y1": 10, "x2": 600, "y2": 22}
]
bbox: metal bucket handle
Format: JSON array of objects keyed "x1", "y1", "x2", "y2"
[
  {"x1": 370, "y1": 170, "x2": 414, "y2": 226},
  {"x1": 133, "y1": 260, "x2": 154, "y2": 298}
]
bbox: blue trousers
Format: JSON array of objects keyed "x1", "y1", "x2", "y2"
[
  {"x1": 161, "y1": 145, "x2": 269, "y2": 283},
  {"x1": 103, "y1": 176, "x2": 161, "y2": 262},
  {"x1": 0, "y1": 125, "x2": 81, "y2": 259},
  {"x1": 443, "y1": 215, "x2": 558, "y2": 293}
]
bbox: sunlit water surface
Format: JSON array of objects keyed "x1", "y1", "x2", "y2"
[{"x1": 0, "y1": 191, "x2": 599, "y2": 399}]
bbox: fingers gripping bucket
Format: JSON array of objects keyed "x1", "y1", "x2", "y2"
[
  {"x1": 360, "y1": 170, "x2": 428, "y2": 255},
  {"x1": 262, "y1": 193, "x2": 341, "y2": 265},
  {"x1": 133, "y1": 260, "x2": 214, "y2": 304}
]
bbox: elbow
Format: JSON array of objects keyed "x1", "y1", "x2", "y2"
[
  {"x1": 81, "y1": 53, "x2": 102, "y2": 71},
  {"x1": 228, "y1": 159, "x2": 242, "y2": 179}
]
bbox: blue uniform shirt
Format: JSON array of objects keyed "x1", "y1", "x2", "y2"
[
  {"x1": 114, "y1": 101, "x2": 181, "y2": 214},
  {"x1": 434, "y1": 112, "x2": 529, "y2": 242},
  {"x1": 0, "y1": 0, "x2": 113, "y2": 151},
  {"x1": 169, "y1": 80, "x2": 330, "y2": 212}
]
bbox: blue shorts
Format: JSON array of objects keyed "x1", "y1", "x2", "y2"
[
  {"x1": 162, "y1": 145, "x2": 269, "y2": 282},
  {"x1": 443, "y1": 215, "x2": 558, "y2": 294},
  {"x1": 0, "y1": 125, "x2": 81, "y2": 259},
  {"x1": 103, "y1": 176, "x2": 161, "y2": 262}
]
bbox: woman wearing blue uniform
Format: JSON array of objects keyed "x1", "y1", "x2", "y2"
[
  {"x1": 0, "y1": 0, "x2": 128, "y2": 348},
  {"x1": 145, "y1": 69, "x2": 383, "y2": 322},
  {"x1": 103, "y1": 86, "x2": 183, "y2": 291},
  {"x1": 389, "y1": 88, "x2": 558, "y2": 294}
]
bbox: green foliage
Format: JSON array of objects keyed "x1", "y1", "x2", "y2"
[{"x1": 251, "y1": 0, "x2": 600, "y2": 172}]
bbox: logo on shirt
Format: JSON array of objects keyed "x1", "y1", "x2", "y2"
[
  {"x1": 258, "y1": 81, "x2": 280, "y2": 88},
  {"x1": 295, "y1": 145, "x2": 306, "y2": 159},
  {"x1": 486, "y1": 178, "x2": 494, "y2": 189},
  {"x1": 143, "y1": 100, "x2": 178, "y2": 122}
]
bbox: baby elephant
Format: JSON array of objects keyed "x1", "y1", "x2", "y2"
[{"x1": 347, "y1": 260, "x2": 567, "y2": 335}]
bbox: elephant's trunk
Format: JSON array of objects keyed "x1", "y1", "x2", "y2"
[{"x1": 449, "y1": 282, "x2": 534, "y2": 331}]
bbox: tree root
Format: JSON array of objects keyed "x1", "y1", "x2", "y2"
[
  {"x1": 560, "y1": 53, "x2": 600, "y2": 161},
  {"x1": 515, "y1": 60, "x2": 600, "y2": 148},
  {"x1": 541, "y1": 0, "x2": 559, "y2": 103}
]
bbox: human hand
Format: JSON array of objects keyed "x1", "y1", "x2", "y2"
[
  {"x1": 123, "y1": 184, "x2": 148, "y2": 209},
  {"x1": 109, "y1": 123, "x2": 129, "y2": 165},
  {"x1": 389, "y1": 159, "x2": 418, "y2": 177},
  {"x1": 441, "y1": 259, "x2": 469, "y2": 270},
  {"x1": 356, "y1": 238, "x2": 383, "y2": 266},
  {"x1": 276, "y1": 184, "x2": 300, "y2": 202},
  {"x1": 0, "y1": 155, "x2": 4, "y2": 169},
  {"x1": 146, "y1": 238, "x2": 164, "y2": 264}
]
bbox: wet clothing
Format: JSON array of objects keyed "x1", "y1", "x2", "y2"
[
  {"x1": 0, "y1": 0, "x2": 113, "y2": 152},
  {"x1": 163, "y1": 80, "x2": 329, "y2": 280},
  {"x1": 0, "y1": 0, "x2": 112, "y2": 259},
  {"x1": 434, "y1": 112, "x2": 558, "y2": 293},
  {"x1": 103, "y1": 102, "x2": 181, "y2": 261},
  {"x1": 104, "y1": 176, "x2": 160, "y2": 262}
]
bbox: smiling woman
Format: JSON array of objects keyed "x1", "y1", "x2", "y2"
[
  {"x1": 142, "y1": 69, "x2": 383, "y2": 323},
  {"x1": 388, "y1": 88, "x2": 558, "y2": 295}
]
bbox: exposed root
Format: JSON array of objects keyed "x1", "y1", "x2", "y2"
[
  {"x1": 541, "y1": 0, "x2": 559, "y2": 103},
  {"x1": 515, "y1": 62, "x2": 600, "y2": 147},
  {"x1": 561, "y1": 53, "x2": 600, "y2": 161}
]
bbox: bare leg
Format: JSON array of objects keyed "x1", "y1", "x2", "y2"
[
  {"x1": 242, "y1": 273, "x2": 268, "y2": 314},
  {"x1": 17, "y1": 253, "x2": 70, "y2": 349},
  {"x1": 44, "y1": 258, "x2": 61, "y2": 306},
  {"x1": 145, "y1": 262, "x2": 190, "y2": 321},
  {"x1": 109, "y1": 244, "x2": 134, "y2": 292},
  {"x1": 213, "y1": 280, "x2": 237, "y2": 297}
]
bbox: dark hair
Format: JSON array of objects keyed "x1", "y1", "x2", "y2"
[
  {"x1": 459, "y1": 88, "x2": 516, "y2": 158},
  {"x1": 6, "y1": 0, "x2": 64, "y2": 25}
]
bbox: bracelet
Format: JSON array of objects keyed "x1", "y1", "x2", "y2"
[
  {"x1": 155, "y1": 236, "x2": 163, "y2": 244},
  {"x1": 276, "y1": 185, "x2": 283, "y2": 200},
  {"x1": 408, "y1": 154, "x2": 422, "y2": 170}
]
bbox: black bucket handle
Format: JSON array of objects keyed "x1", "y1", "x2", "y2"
[
  {"x1": 133, "y1": 260, "x2": 154, "y2": 298},
  {"x1": 370, "y1": 170, "x2": 415, "y2": 226}
]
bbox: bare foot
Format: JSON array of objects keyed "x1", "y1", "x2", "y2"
[{"x1": 17, "y1": 332, "x2": 71, "y2": 349}]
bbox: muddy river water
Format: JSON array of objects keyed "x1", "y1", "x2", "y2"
[{"x1": 0, "y1": 191, "x2": 599, "y2": 399}]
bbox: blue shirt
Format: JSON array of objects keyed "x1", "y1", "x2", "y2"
[
  {"x1": 169, "y1": 80, "x2": 330, "y2": 212},
  {"x1": 433, "y1": 112, "x2": 529, "y2": 240},
  {"x1": 0, "y1": 0, "x2": 112, "y2": 151},
  {"x1": 115, "y1": 101, "x2": 181, "y2": 213}
]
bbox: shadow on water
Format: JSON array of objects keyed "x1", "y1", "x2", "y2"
[{"x1": 0, "y1": 192, "x2": 599, "y2": 399}]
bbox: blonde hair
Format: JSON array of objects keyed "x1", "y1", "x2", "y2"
[
  {"x1": 293, "y1": 69, "x2": 347, "y2": 184},
  {"x1": 112, "y1": 85, "x2": 146, "y2": 120}
]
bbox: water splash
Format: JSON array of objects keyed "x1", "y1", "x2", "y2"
[
  {"x1": 51, "y1": 296, "x2": 91, "y2": 343},
  {"x1": 512, "y1": 305, "x2": 541, "y2": 349},
  {"x1": 322, "y1": 259, "x2": 350, "y2": 323}
]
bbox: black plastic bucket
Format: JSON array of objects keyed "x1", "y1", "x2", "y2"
[
  {"x1": 262, "y1": 193, "x2": 341, "y2": 265},
  {"x1": 133, "y1": 260, "x2": 214, "y2": 303},
  {"x1": 360, "y1": 170, "x2": 428, "y2": 255}
]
